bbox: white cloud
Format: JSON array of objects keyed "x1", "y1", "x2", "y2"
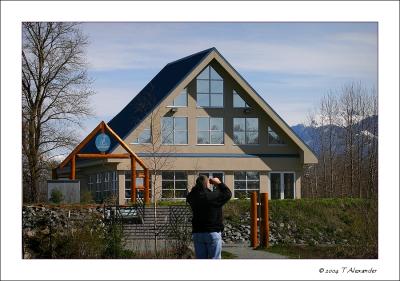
[
  {"x1": 329, "y1": 31, "x2": 377, "y2": 46},
  {"x1": 83, "y1": 23, "x2": 377, "y2": 81},
  {"x1": 80, "y1": 23, "x2": 378, "y2": 131},
  {"x1": 215, "y1": 40, "x2": 377, "y2": 78}
]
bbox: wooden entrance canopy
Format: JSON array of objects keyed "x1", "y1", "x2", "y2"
[{"x1": 53, "y1": 121, "x2": 150, "y2": 204}]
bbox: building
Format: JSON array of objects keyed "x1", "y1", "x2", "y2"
[{"x1": 56, "y1": 47, "x2": 317, "y2": 205}]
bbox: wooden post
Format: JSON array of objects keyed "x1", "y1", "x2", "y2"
[
  {"x1": 250, "y1": 191, "x2": 258, "y2": 248},
  {"x1": 131, "y1": 156, "x2": 136, "y2": 203},
  {"x1": 260, "y1": 192, "x2": 269, "y2": 248},
  {"x1": 144, "y1": 168, "x2": 150, "y2": 204},
  {"x1": 70, "y1": 155, "x2": 76, "y2": 180}
]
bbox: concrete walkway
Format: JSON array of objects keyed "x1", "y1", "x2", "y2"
[{"x1": 222, "y1": 243, "x2": 287, "y2": 259}]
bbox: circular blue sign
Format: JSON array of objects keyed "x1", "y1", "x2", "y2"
[{"x1": 95, "y1": 133, "x2": 111, "y2": 152}]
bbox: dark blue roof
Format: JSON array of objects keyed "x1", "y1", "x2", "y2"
[{"x1": 81, "y1": 47, "x2": 214, "y2": 154}]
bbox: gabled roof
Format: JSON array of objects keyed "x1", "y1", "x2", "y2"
[
  {"x1": 82, "y1": 47, "x2": 317, "y2": 163},
  {"x1": 81, "y1": 48, "x2": 214, "y2": 153}
]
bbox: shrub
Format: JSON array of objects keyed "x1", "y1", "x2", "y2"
[
  {"x1": 49, "y1": 189, "x2": 64, "y2": 204},
  {"x1": 80, "y1": 191, "x2": 94, "y2": 204},
  {"x1": 23, "y1": 210, "x2": 137, "y2": 259}
]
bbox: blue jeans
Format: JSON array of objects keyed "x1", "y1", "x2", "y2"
[{"x1": 192, "y1": 232, "x2": 222, "y2": 259}]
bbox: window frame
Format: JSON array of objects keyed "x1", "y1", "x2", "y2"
[
  {"x1": 233, "y1": 117, "x2": 259, "y2": 145},
  {"x1": 267, "y1": 126, "x2": 287, "y2": 146},
  {"x1": 269, "y1": 171, "x2": 296, "y2": 199},
  {"x1": 196, "y1": 116, "x2": 224, "y2": 145},
  {"x1": 196, "y1": 66, "x2": 224, "y2": 108},
  {"x1": 112, "y1": 171, "x2": 118, "y2": 195},
  {"x1": 95, "y1": 173, "x2": 102, "y2": 201},
  {"x1": 233, "y1": 171, "x2": 260, "y2": 199},
  {"x1": 124, "y1": 171, "x2": 152, "y2": 200},
  {"x1": 103, "y1": 172, "x2": 110, "y2": 197},
  {"x1": 167, "y1": 88, "x2": 188, "y2": 108},
  {"x1": 161, "y1": 116, "x2": 188, "y2": 145},
  {"x1": 161, "y1": 171, "x2": 188, "y2": 200},
  {"x1": 131, "y1": 127, "x2": 152, "y2": 145},
  {"x1": 233, "y1": 90, "x2": 250, "y2": 108},
  {"x1": 88, "y1": 175, "x2": 94, "y2": 193}
]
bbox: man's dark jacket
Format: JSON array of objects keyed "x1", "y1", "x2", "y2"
[{"x1": 186, "y1": 182, "x2": 232, "y2": 233}]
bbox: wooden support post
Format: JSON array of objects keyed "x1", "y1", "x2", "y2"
[
  {"x1": 250, "y1": 191, "x2": 258, "y2": 248},
  {"x1": 260, "y1": 192, "x2": 269, "y2": 248},
  {"x1": 70, "y1": 155, "x2": 76, "y2": 180},
  {"x1": 131, "y1": 157, "x2": 136, "y2": 203},
  {"x1": 144, "y1": 168, "x2": 150, "y2": 204}
]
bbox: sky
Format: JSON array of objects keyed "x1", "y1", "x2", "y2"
[{"x1": 79, "y1": 22, "x2": 377, "y2": 137}]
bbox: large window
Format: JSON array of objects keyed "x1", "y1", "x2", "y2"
[
  {"x1": 233, "y1": 118, "x2": 259, "y2": 144},
  {"x1": 270, "y1": 172, "x2": 295, "y2": 199},
  {"x1": 234, "y1": 171, "x2": 260, "y2": 198},
  {"x1": 162, "y1": 117, "x2": 188, "y2": 144},
  {"x1": 171, "y1": 89, "x2": 188, "y2": 107},
  {"x1": 197, "y1": 117, "x2": 224, "y2": 144},
  {"x1": 233, "y1": 90, "x2": 250, "y2": 108},
  {"x1": 196, "y1": 65, "x2": 223, "y2": 107},
  {"x1": 161, "y1": 171, "x2": 188, "y2": 199},
  {"x1": 268, "y1": 127, "x2": 286, "y2": 145}
]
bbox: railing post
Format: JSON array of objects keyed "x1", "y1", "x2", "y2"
[
  {"x1": 260, "y1": 192, "x2": 269, "y2": 248},
  {"x1": 131, "y1": 156, "x2": 136, "y2": 203},
  {"x1": 144, "y1": 168, "x2": 150, "y2": 204},
  {"x1": 250, "y1": 191, "x2": 258, "y2": 248}
]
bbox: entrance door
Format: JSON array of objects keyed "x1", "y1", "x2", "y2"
[
  {"x1": 198, "y1": 172, "x2": 224, "y2": 190},
  {"x1": 269, "y1": 172, "x2": 295, "y2": 199}
]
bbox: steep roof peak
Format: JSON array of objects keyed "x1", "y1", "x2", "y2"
[
  {"x1": 166, "y1": 47, "x2": 216, "y2": 66},
  {"x1": 80, "y1": 47, "x2": 214, "y2": 154}
]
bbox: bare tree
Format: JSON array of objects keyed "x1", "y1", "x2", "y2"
[
  {"x1": 305, "y1": 110, "x2": 319, "y2": 198},
  {"x1": 366, "y1": 88, "x2": 378, "y2": 198},
  {"x1": 22, "y1": 22, "x2": 93, "y2": 202},
  {"x1": 338, "y1": 83, "x2": 360, "y2": 197},
  {"x1": 136, "y1": 100, "x2": 177, "y2": 256},
  {"x1": 320, "y1": 92, "x2": 339, "y2": 197}
]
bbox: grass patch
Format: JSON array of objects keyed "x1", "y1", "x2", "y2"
[
  {"x1": 157, "y1": 200, "x2": 187, "y2": 206},
  {"x1": 263, "y1": 244, "x2": 377, "y2": 259},
  {"x1": 222, "y1": 198, "x2": 377, "y2": 259},
  {"x1": 268, "y1": 198, "x2": 377, "y2": 246},
  {"x1": 223, "y1": 199, "x2": 250, "y2": 225}
]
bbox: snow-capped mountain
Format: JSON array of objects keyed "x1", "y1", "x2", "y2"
[{"x1": 291, "y1": 115, "x2": 377, "y2": 155}]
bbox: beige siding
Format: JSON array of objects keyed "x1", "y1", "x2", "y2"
[
  {"x1": 115, "y1": 60, "x2": 300, "y2": 157},
  {"x1": 71, "y1": 57, "x2": 313, "y2": 202}
]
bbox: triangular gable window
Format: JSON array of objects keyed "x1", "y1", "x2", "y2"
[
  {"x1": 132, "y1": 127, "x2": 151, "y2": 144},
  {"x1": 233, "y1": 90, "x2": 250, "y2": 108},
  {"x1": 268, "y1": 126, "x2": 286, "y2": 145},
  {"x1": 196, "y1": 65, "x2": 223, "y2": 107},
  {"x1": 171, "y1": 89, "x2": 187, "y2": 107}
]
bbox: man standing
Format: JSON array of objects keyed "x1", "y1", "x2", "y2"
[{"x1": 186, "y1": 175, "x2": 232, "y2": 259}]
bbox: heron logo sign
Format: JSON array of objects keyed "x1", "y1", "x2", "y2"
[{"x1": 95, "y1": 133, "x2": 111, "y2": 152}]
